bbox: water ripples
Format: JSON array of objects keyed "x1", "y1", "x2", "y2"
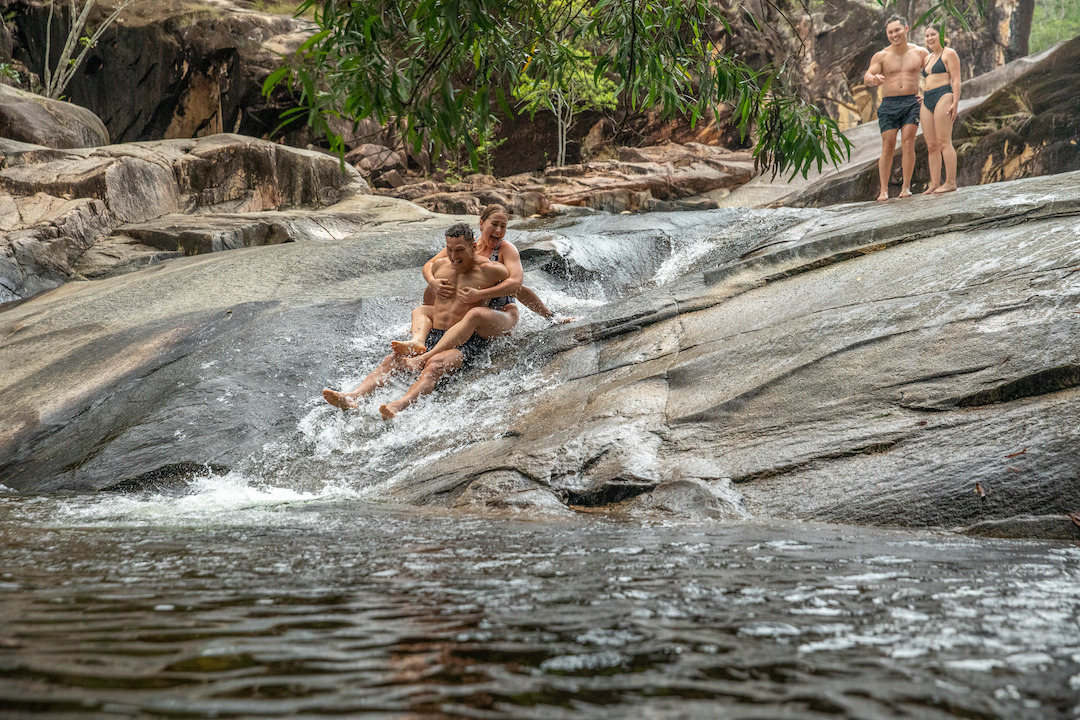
[{"x1": 2, "y1": 500, "x2": 1078, "y2": 719}]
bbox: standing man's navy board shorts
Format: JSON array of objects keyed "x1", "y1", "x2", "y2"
[{"x1": 877, "y1": 94, "x2": 920, "y2": 132}]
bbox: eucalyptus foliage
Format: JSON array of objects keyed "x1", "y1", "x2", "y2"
[{"x1": 265, "y1": 0, "x2": 859, "y2": 178}]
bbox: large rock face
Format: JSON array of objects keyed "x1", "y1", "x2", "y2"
[
  {"x1": 0, "y1": 83, "x2": 109, "y2": 148},
  {"x1": 3, "y1": 0, "x2": 341, "y2": 146},
  {"x1": 1, "y1": 170, "x2": 1077, "y2": 539},
  {"x1": 0, "y1": 133, "x2": 368, "y2": 302}
]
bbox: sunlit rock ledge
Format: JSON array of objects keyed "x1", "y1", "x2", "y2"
[{"x1": 1, "y1": 170, "x2": 1078, "y2": 539}]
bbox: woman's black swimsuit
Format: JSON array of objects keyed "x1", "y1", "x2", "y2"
[
  {"x1": 921, "y1": 55, "x2": 947, "y2": 77},
  {"x1": 922, "y1": 55, "x2": 952, "y2": 112},
  {"x1": 485, "y1": 241, "x2": 516, "y2": 311}
]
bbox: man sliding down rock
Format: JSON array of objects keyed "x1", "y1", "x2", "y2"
[{"x1": 322, "y1": 223, "x2": 509, "y2": 419}]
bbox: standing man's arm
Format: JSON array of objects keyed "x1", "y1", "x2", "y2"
[
  {"x1": 864, "y1": 51, "x2": 886, "y2": 87},
  {"x1": 944, "y1": 48, "x2": 962, "y2": 120}
]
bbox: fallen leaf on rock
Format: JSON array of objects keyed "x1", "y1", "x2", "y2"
[
  {"x1": 1007, "y1": 466, "x2": 1022, "y2": 473},
  {"x1": 974, "y1": 482, "x2": 986, "y2": 499},
  {"x1": 1069, "y1": 513, "x2": 1080, "y2": 527},
  {"x1": 915, "y1": 420, "x2": 928, "y2": 426},
  {"x1": 997, "y1": 354, "x2": 1013, "y2": 365},
  {"x1": 1004, "y1": 448, "x2": 1028, "y2": 458}
]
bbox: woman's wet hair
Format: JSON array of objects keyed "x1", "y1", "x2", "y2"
[
  {"x1": 479, "y1": 204, "x2": 508, "y2": 224},
  {"x1": 445, "y1": 223, "x2": 474, "y2": 242}
]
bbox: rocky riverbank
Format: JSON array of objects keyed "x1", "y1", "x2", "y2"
[{"x1": 2, "y1": 169, "x2": 1078, "y2": 539}]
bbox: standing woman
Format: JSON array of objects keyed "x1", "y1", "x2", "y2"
[{"x1": 920, "y1": 26, "x2": 962, "y2": 194}]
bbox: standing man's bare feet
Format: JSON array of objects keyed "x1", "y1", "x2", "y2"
[
  {"x1": 931, "y1": 183, "x2": 957, "y2": 194},
  {"x1": 876, "y1": 191, "x2": 890, "y2": 202},
  {"x1": 898, "y1": 188, "x2": 913, "y2": 199},
  {"x1": 390, "y1": 339, "x2": 427, "y2": 356},
  {"x1": 323, "y1": 389, "x2": 359, "y2": 410}
]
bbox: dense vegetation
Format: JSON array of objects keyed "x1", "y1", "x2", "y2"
[
  {"x1": 265, "y1": 0, "x2": 854, "y2": 179},
  {"x1": 265, "y1": 0, "x2": 995, "y2": 179},
  {"x1": 1029, "y1": 0, "x2": 1080, "y2": 53}
]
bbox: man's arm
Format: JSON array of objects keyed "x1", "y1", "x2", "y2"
[{"x1": 864, "y1": 50, "x2": 886, "y2": 87}]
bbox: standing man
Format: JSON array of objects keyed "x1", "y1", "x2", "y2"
[
  {"x1": 864, "y1": 15, "x2": 928, "y2": 202},
  {"x1": 322, "y1": 223, "x2": 509, "y2": 419}
]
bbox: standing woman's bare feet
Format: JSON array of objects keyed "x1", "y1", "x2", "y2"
[
  {"x1": 898, "y1": 188, "x2": 913, "y2": 199},
  {"x1": 323, "y1": 389, "x2": 359, "y2": 410},
  {"x1": 877, "y1": 191, "x2": 890, "y2": 202},
  {"x1": 931, "y1": 182, "x2": 957, "y2": 194},
  {"x1": 923, "y1": 185, "x2": 940, "y2": 194}
]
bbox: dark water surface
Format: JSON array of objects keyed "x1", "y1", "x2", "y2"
[{"x1": 1, "y1": 494, "x2": 1078, "y2": 719}]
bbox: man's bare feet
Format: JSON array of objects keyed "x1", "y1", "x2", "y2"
[
  {"x1": 876, "y1": 191, "x2": 890, "y2": 202},
  {"x1": 898, "y1": 188, "x2": 913, "y2": 199},
  {"x1": 379, "y1": 402, "x2": 403, "y2": 420},
  {"x1": 391, "y1": 339, "x2": 427, "y2": 357},
  {"x1": 323, "y1": 388, "x2": 359, "y2": 410},
  {"x1": 931, "y1": 182, "x2": 957, "y2": 194},
  {"x1": 404, "y1": 355, "x2": 427, "y2": 372}
]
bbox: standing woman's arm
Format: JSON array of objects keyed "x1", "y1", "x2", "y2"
[{"x1": 945, "y1": 48, "x2": 962, "y2": 120}]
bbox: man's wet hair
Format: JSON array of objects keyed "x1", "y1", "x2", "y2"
[
  {"x1": 445, "y1": 223, "x2": 474, "y2": 242},
  {"x1": 885, "y1": 14, "x2": 907, "y2": 29}
]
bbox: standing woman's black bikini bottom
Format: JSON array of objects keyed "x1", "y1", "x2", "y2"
[{"x1": 923, "y1": 85, "x2": 952, "y2": 112}]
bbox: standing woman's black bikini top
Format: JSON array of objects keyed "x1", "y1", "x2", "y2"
[{"x1": 922, "y1": 54, "x2": 947, "y2": 77}]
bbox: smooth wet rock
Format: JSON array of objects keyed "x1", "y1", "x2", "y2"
[{"x1": 1, "y1": 171, "x2": 1078, "y2": 537}]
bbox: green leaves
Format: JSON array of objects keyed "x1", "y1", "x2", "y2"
[{"x1": 264, "y1": 0, "x2": 857, "y2": 177}]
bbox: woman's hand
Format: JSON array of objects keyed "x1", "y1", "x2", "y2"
[
  {"x1": 457, "y1": 286, "x2": 484, "y2": 304},
  {"x1": 430, "y1": 277, "x2": 455, "y2": 298}
]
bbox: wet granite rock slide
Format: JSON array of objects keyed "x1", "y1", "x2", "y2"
[{"x1": 2, "y1": 167, "x2": 1078, "y2": 538}]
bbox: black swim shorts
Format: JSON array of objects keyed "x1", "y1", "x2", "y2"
[
  {"x1": 877, "y1": 94, "x2": 920, "y2": 132},
  {"x1": 425, "y1": 328, "x2": 491, "y2": 368}
]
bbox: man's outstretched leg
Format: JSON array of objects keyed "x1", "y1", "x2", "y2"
[
  {"x1": 323, "y1": 353, "x2": 405, "y2": 410},
  {"x1": 877, "y1": 128, "x2": 899, "y2": 202},
  {"x1": 391, "y1": 306, "x2": 434, "y2": 357},
  {"x1": 380, "y1": 350, "x2": 464, "y2": 419}
]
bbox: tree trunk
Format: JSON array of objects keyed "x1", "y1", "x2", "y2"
[{"x1": 1006, "y1": 0, "x2": 1034, "y2": 61}]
